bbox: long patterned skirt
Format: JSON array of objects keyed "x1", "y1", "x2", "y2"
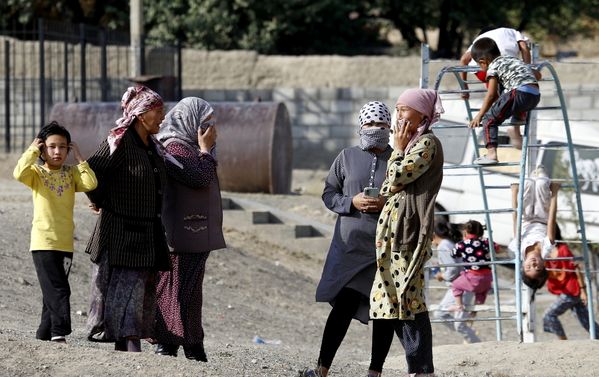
[
  {"x1": 154, "y1": 252, "x2": 210, "y2": 346},
  {"x1": 87, "y1": 252, "x2": 158, "y2": 341}
]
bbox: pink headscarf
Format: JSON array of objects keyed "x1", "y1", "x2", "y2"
[
  {"x1": 396, "y1": 88, "x2": 444, "y2": 153},
  {"x1": 107, "y1": 85, "x2": 164, "y2": 154}
]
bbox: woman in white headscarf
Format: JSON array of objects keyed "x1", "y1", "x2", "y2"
[{"x1": 153, "y1": 97, "x2": 226, "y2": 361}]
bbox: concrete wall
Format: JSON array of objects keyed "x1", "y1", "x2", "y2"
[{"x1": 186, "y1": 83, "x2": 599, "y2": 170}]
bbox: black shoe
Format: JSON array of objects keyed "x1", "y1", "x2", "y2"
[
  {"x1": 183, "y1": 344, "x2": 207, "y2": 362},
  {"x1": 36, "y1": 328, "x2": 51, "y2": 341},
  {"x1": 155, "y1": 343, "x2": 179, "y2": 357},
  {"x1": 115, "y1": 339, "x2": 127, "y2": 352}
]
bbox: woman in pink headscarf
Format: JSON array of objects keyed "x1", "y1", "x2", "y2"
[
  {"x1": 85, "y1": 86, "x2": 171, "y2": 352},
  {"x1": 368, "y1": 89, "x2": 444, "y2": 377}
]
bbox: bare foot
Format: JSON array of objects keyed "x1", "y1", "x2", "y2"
[{"x1": 507, "y1": 126, "x2": 522, "y2": 150}]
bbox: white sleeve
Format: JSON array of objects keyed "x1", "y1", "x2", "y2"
[
  {"x1": 541, "y1": 237, "x2": 554, "y2": 259},
  {"x1": 512, "y1": 29, "x2": 528, "y2": 43}
]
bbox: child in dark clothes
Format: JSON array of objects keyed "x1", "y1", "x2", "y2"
[{"x1": 468, "y1": 37, "x2": 541, "y2": 163}]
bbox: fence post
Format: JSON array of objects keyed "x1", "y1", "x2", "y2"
[
  {"x1": 100, "y1": 29, "x2": 108, "y2": 101},
  {"x1": 79, "y1": 23, "x2": 86, "y2": 102},
  {"x1": 4, "y1": 40, "x2": 10, "y2": 153},
  {"x1": 39, "y1": 19, "x2": 45, "y2": 129},
  {"x1": 63, "y1": 40, "x2": 68, "y2": 102},
  {"x1": 140, "y1": 35, "x2": 146, "y2": 75},
  {"x1": 177, "y1": 39, "x2": 182, "y2": 100}
]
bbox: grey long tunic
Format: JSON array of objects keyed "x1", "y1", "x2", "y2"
[{"x1": 316, "y1": 145, "x2": 392, "y2": 323}]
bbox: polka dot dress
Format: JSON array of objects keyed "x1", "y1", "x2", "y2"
[{"x1": 369, "y1": 135, "x2": 438, "y2": 320}]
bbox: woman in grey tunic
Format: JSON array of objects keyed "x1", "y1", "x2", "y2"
[{"x1": 302, "y1": 101, "x2": 392, "y2": 377}]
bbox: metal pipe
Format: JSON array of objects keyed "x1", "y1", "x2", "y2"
[
  {"x1": 63, "y1": 40, "x2": 68, "y2": 102},
  {"x1": 79, "y1": 23, "x2": 86, "y2": 102},
  {"x1": 39, "y1": 19, "x2": 45, "y2": 128},
  {"x1": 4, "y1": 40, "x2": 10, "y2": 153},
  {"x1": 176, "y1": 40, "x2": 182, "y2": 100},
  {"x1": 100, "y1": 29, "x2": 108, "y2": 101},
  {"x1": 541, "y1": 61, "x2": 596, "y2": 339}
]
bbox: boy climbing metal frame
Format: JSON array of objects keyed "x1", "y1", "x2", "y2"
[{"x1": 420, "y1": 43, "x2": 596, "y2": 342}]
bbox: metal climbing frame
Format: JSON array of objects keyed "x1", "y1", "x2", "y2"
[{"x1": 421, "y1": 43, "x2": 597, "y2": 342}]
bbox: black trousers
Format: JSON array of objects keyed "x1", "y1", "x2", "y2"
[
  {"x1": 318, "y1": 288, "x2": 363, "y2": 369},
  {"x1": 481, "y1": 89, "x2": 540, "y2": 148},
  {"x1": 32, "y1": 250, "x2": 73, "y2": 339},
  {"x1": 369, "y1": 312, "x2": 434, "y2": 374}
]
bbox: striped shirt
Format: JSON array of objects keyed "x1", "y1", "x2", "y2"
[{"x1": 85, "y1": 128, "x2": 170, "y2": 270}]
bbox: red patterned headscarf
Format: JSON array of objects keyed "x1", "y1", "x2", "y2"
[{"x1": 108, "y1": 85, "x2": 164, "y2": 154}]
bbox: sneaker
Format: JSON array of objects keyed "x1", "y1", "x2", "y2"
[
  {"x1": 50, "y1": 336, "x2": 66, "y2": 343},
  {"x1": 473, "y1": 155, "x2": 498, "y2": 165}
]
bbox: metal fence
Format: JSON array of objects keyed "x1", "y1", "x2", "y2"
[{"x1": 0, "y1": 19, "x2": 182, "y2": 153}]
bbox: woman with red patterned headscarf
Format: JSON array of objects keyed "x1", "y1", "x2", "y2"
[{"x1": 84, "y1": 85, "x2": 171, "y2": 352}]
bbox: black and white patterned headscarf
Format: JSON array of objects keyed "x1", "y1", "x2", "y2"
[
  {"x1": 358, "y1": 101, "x2": 391, "y2": 128},
  {"x1": 357, "y1": 101, "x2": 391, "y2": 151}
]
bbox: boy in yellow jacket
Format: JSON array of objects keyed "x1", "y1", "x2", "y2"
[{"x1": 14, "y1": 121, "x2": 97, "y2": 342}]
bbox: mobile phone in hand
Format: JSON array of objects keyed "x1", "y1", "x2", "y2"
[{"x1": 363, "y1": 187, "x2": 380, "y2": 197}]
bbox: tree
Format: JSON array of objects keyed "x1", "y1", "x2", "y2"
[
  {"x1": 2, "y1": 0, "x2": 598, "y2": 56},
  {"x1": 144, "y1": 0, "x2": 388, "y2": 54},
  {"x1": 0, "y1": 0, "x2": 128, "y2": 32},
  {"x1": 376, "y1": 0, "x2": 599, "y2": 58}
]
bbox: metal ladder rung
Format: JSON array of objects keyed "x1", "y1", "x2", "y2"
[
  {"x1": 469, "y1": 106, "x2": 561, "y2": 112},
  {"x1": 443, "y1": 161, "x2": 519, "y2": 169},
  {"x1": 430, "y1": 316, "x2": 518, "y2": 323},
  {"x1": 429, "y1": 304, "x2": 520, "y2": 314},
  {"x1": 484, "y1": 185, "x2": 512, "y2": 190},
  {"x1": 439, "y1": 66, "x2": 480, "y2": 73},
  {"x1": 432, "y1": 123, "x2": 468, "y2": 129},
  {"x1": 527, "y1": 144, "x2": 599, "y2": 150},
  {"x1": 437, "y1": 89, "x2": 487, "y2": 95},
  {"x1": 433, "y1": 123, "x2": 522, "y2": 130},
  {"x1": 435, "y1": 208, "x2": 515, "y2": 215},
  {"x1": 434, "y1": 259, "x2": 515, "y2": 268},
  {"x1": 545, "y1": 256, "x2": 585, "y2": 261},
  {"x1": 477, "y1": 143, "x2": 522, "y2": 148},
  {"x1": 527, "y1": 143, "x2": 599, "y2": 150}
]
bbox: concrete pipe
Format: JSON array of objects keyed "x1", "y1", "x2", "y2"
[{"x1": 49, "y1": 101, "x2": 292, "y2": 194}]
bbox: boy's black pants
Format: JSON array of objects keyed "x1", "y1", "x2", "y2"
[
  {"x1": 32, "y1": 250, "x2": 73, "y2": 339},
  {"x1": 482, "y1": 89, "x2": 541, "y2": 148}
]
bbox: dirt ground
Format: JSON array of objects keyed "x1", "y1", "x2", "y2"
[{"x1": 1, "y1": 154, "x2": 598, "y2": 377}]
